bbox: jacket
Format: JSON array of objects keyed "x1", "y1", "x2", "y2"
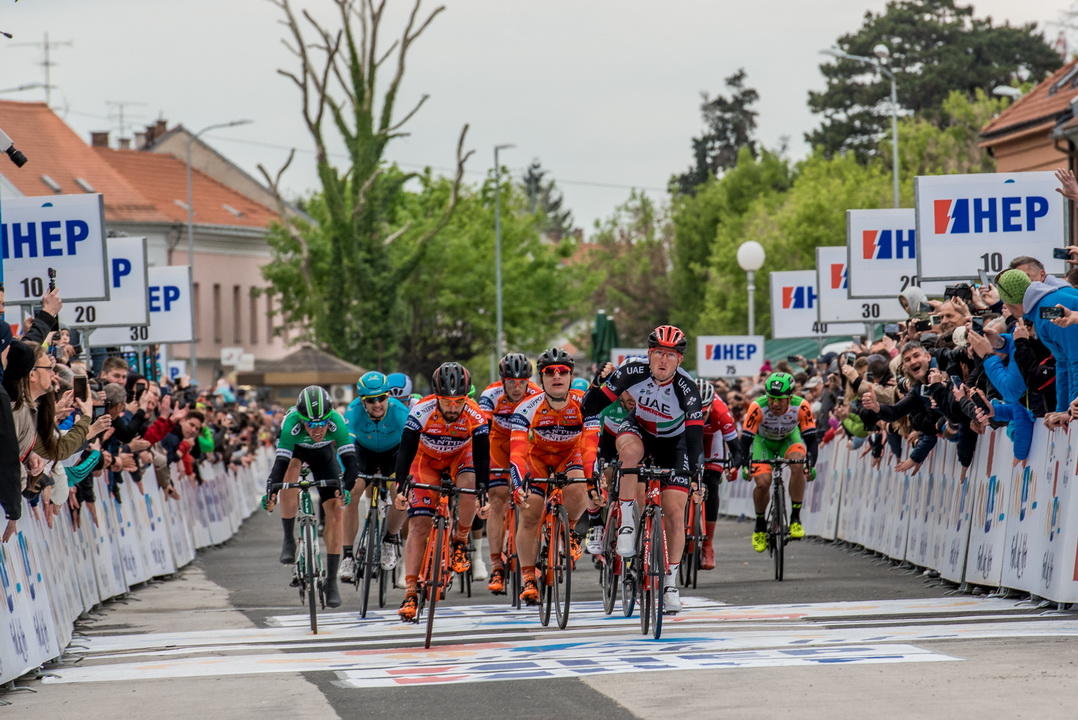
[{"x1": 1023, "y1": 282, "x2": 1078, "y2": 413}]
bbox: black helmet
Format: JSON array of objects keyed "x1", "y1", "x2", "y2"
[
  {"x1": 295, "y1": 385, "x2": 332, "y2": 423},
  {"x1": 498, "y1": 352, "x2": 532, "y2": 379},
  {"x1": 431, "y1": 362, "x2": 471, "y2": 397},
  {"x1": 536, "y1": 347, "x2": 575, "y2": 373}
]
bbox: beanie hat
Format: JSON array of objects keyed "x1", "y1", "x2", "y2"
[
  {"x1": 2, "y1": 341, "x2": 36, "y2": 399},
  {"x1": 996, "y1": 269, "x2": 1031, "y2": 305}
]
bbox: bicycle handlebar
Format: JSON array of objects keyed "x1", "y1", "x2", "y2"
[
  {"x1": 409, "y1": 480, "x2": 480, "y2": 496},
  {"x1": 618, "y1": 466, "x2": 676, "y2": 475},
  {"x1": 268, "y1": 478, "x2": 341, "y2": 491},
  {"x1": 356, "y1": 473, "x2": 394, "y2": 482},
  {"x1": 748, "y1": 458, "x2": 807, "y2": 466}
]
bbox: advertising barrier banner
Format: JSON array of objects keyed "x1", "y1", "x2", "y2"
[
  {"x1": 59, "y1": 235, "x2": 149, "y2": 328},
  {"x1": 696, "y1": 335, "x2": 764, "y2": 378},
  {"x1": 845, "y1": 208, "x2": 949, "y2": 299},
  {"x1": 91, "y1": 265, "x2": 194, "y2": 345},
  {"x1": 769, "y1": 270, "x2": 864, "y2": 339},
  {"x1": 816, "y1": 246, "x2": 907, "y2": 323}
]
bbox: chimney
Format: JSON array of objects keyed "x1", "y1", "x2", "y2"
[
  {"x1": 134, "y1": 131, "x2": 147, "y2": 150},
  {"x1": 118, "y1": 137, "x2": 131, "y2": 150},
  {"x1": 155, "y1": 119, "x2": 167, "y2": 137},
  {"x1": 90, "y1": 131, "x2": 110, "y2": 148}
]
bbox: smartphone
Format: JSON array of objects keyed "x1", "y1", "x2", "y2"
[
  {"x1": 92, "y1": 405, "x2": 106, "y2": 421},
  {"x1": 970, "y1": 316, "x2": 985, "y2": 334},
  {"x1": 913, "y1": 318, "x2": 931, "y2": 332},
  {"x1": 949, "y1": 375, "x2": 963, "y2": 388},
  {"x1": 47, "y1": 267, "x2": 56, "y2": 292},
  {"x1": 73, "y1": 376, "x2": 89, "y2": 402},
  {"x1": 977, "y1": 269, "x2": 990, "y2": 287},
  {"x1": 883, "y1": 322, "x2": 900, "y2": 338},
  {"x1": 1040, "y1": 306, "x2": 1065, "y2": 320},
  {"x1": 972, "y1": 393, "x2": 992, "y2": 415},
  {"x1": 1052, "y1": 248, "x2": 1072, "y2": 260},
  {"x1": 929, "y1": 315, "x2": 941, "y2": 325},
  {"x1": 843, "y1": 352, "x2": 857, "y2": 364}
]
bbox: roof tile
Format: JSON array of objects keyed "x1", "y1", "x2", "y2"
[{"x1": 982, "y1": 57, "x2": 1078, "y2": 138}]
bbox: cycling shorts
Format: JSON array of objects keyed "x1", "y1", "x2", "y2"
[
  {"x1": 519, "y1": 451, "x2": 584, "y2": 498},
  {"x1": 616, "y1": 417, "x2": 691, "y2": 493},
  {"x1": 488, "y1": 437, "x2": 511, "y2": 490},
  {"x1": 407, "y1": 447, "x2": 474, "y2": 518},
  {"x1": 287, "y1": 445, "x2": 342, "y2": 504},
  {"x1": 749, "y1": 431, "x2": 806, "y2": 478},
  {"x1": 598, "y1": 431, "x2": 618, "y2": 464},
  {"x1": 357, "y1": 445, "x2": 398, "y2": 478}
]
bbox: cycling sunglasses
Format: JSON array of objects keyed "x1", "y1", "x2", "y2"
[
  {"x1": 304, "y1": 418, "x2": 330, "y2": 429},
  {"x1": 541, "y1": 365, "x2": 572, "y2": 377},
  {"x1": 362, "y1": 394, "x2": 389, "y2": 404}
]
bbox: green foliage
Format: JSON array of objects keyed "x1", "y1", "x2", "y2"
[
  {"x1": 808, "y1": 0, "x2": 1059, "y2": 158},
  {"x1": 895, "y1": 88, "x2": 1006, "y2": 175},
  {"x1": 522, "y1": 161, "x2": 575, "y2": 239},
  {"x1": 674, "y1": 69, "x2": 760, "y2": 195}
]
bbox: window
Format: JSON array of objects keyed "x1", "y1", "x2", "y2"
[
  {"x1": 75, "y1": 177, "x2": 96, "y2": 192},
  {"x1": 213, "y1": 284, "x2": 221, "y2": 344},
  {"x1": 40, "y1": 174, "x2": 62, "y2": 192},
  {"x1": 249, "y1": 288, "x2": 259, "y2": 345},
  {"x1": 233, "y1": 285, "x2": 242, "y2": 344}
]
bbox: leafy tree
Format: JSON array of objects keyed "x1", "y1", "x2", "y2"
[
  {"x1": 673, "y1": 69, "x2": 760, "y2": 195},
  {"x1": 259, "y1": 0, "x2": 473, "y2": 369},
  {"x1": 808, "y1": 0, "x2": 1059, "y2": 159},
  {"x1": 897, "y1": 88, "x2": 1006, "y2": 175},
  {"x1": 522, "y1": 160, "x2": 574, "y2": 239}
]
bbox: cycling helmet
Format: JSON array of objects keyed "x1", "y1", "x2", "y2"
[
  {"x1": 764, "y1": 372, "x2": 794, "y2": 399},
  {"x1": 295, "y1": 385, "x2": 333, "y2": 422},
  {"x1": 431, "y1": 362, "x2": 470, "y2": 397},
  {"x1": 571, "y1": 378, "x2": 589, "y2": 392},
  {"x1": 356, "y1": 371, "x2": 390, "y2": 398},
  {"x1": 648, "y1": 324, "x2": 687, "y2": 354},
  {"x1": 498, "y1": 352, "x2": 532, "y2": 379},
  {"x1": 536, "y1": 347, "x2": 575, "y2": 373},
  {"x1": 695, "y1": 378, "x2": 715, "y2": 406},
  {"x1": 385, "y1": 372, "x2": 413, "y2": 398}
]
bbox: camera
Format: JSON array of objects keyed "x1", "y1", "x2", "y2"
[
  {"x1": 0, "y1": 128, "x2": 27, "y2": 168},
  {"x1": 943, "y1": 283, "x2": 973, "y2": 303},
  {"x1": 913, "y1": 318, "x2": 932, "y2": 332}
]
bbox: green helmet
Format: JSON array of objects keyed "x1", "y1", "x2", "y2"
[
  {"x1": 764, "y1": 372, "x2": 794, "y2": 399},
  {"x1": 295, "y1": 385, "x2": 332, "y2": 423}
]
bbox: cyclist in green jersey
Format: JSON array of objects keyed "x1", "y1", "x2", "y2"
[
  {"x1": 737, "y1": 373, "x2": 817, "y2": 552},
  {"x1": 264, "y1": 386, "x2": 360, "y2": 607},
  {"x1": 584, "y1": 391, "x2": 636, "y2": 554}
]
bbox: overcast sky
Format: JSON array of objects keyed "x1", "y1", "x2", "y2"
[{"x1": 0, "y1": 0, "x2": 1072, "y2": 232}]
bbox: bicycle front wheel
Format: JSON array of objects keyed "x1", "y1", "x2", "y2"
[
  {"x1": 537, "y1": 525, "x2": 553, "y2": 627},
  {"x1": 552, "y1": 507, "x2": 572, "y2": 630},
  {"x1": 359, "y1": 511, "x2": 378, "y2": 618},
  {"x1": 638, "y1": 515, "x2": 651, "y2": 636},
  {"x1": 303, "y1": 523, "x2": 318, "y2": 634},
  {"x1": 650, "y1": 508, "x2": 666, "y2": 639},
  {"x1": 600, "y1": 506, "x2": 619, "y2": 615},
  {"x1": 424, "y1": 522, "x2": 446, "y2": 649},
  {"x1": 771, "y1": 484, "x2": 786, "y2": 582}
]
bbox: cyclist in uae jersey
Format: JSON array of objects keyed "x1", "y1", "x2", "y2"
[
  {"x1": 509, "y1": 348, "x2": 599, "y2": 606},
  {"x1": 696, "y1": 378, "x2": 741, "y2": 571},
  {"x1": 737, "y1": 372, "x2": 817, "y2": 552},
  {"x1": 264, "y1": 386, "x2": 359, "y2": 609},
  {"x1": 477, "y1": 352, "x2": 541, "y2": 595},
  {"x1": 392, "y1": 362, "x2": 490, "y2": 622},
  {"x1": 582, "y1": 325, "x2": 703, "y2": 615}
]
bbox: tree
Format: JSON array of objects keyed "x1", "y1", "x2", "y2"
[
  {"x1": 581, "y1": 191, "x2": 675, "y2": 346},
  {"x1": 896, "y1": 88, "x2": 1007, "y2": 175},
  {"x1": 521, "y1": 160, "x2": 574, "y2": 239},
  {"x1": 673, "y1": 68, "x2": 760, "y2": 195},
  {"x1": 808, "y1": 0, "x2": 1059, "y2": 159},
  {"x1": 259, "y1": 0, "x2": 473, "y2": 369}
]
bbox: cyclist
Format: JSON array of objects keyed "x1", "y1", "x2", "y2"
[
  {"x1": 581, "y1": 325, "x2": 704, "y2": 614},
  {"x1": 477, "y1": 352, "x2": 541, "y2": 595},
  {"x1": 386, "y1": 372, "x2": 415, "y2": 406},
  {"x1": 696, "y1": 377, "x2": 741, "y2": 570},
  {"x1": 511, "y1": 348, "x2": 599, "y2": 606},
  {"x1": 341, "y1": 371, "x2": 409, "y2": 582},
  {"x1": 737, "y1": 372, "x2": 817, "y2": 553},
  {"x1": 584, "y1": 390, "x2": 636, "y2": 554},
  {"x1": 393, "y1": 362, "x2": 490, "y2": 622},
  {"x1": 264, "y1": 386, "x2": 359, "y2": 608}
]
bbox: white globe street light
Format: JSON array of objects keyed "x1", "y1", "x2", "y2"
[{"x1": 737, "y1": 240, "x2": 766, "y2": 335}]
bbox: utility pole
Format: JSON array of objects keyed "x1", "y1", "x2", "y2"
[{"x1": 11, "y1": 32, "x2": 72, "y2": 106}]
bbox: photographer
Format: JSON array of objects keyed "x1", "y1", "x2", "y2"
[{"x1": 966, "y1": 320, "x2": 1035, "y2": 460}]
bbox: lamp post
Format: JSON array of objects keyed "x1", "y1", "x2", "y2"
[
  {"x1": 822, "y1": 45, "x2": 899, "y2": 208},
  {"x1": 737, "y1": 241, "x2": 766, "y2": 335},
  {"x1": 185, "y1": 119, "x2": 252, "y2": 382},
  {"x1": 493, "y1": 143, "x2": 515, "y2": 359}
]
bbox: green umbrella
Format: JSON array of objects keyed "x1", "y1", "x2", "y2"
[{"x1": 591, "y1": 310, "x2": 619, "y2": 366}]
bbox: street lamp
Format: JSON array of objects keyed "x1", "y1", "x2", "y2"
[
  {"x1": 186, "y1": 118, "x2": 252, "y2": 382},
  {"x1": 493, "y1": 143, "x2": 515, "y2": 359},
  {"x1": 992, "y1": 86, "x2": 1022, "y2": 100},
  {"x1": 822, "y1": 45, "x2": 900, "y2": 208},
  {"x1": 737, "y1": 241, "x2": 766, "y2": 335}
]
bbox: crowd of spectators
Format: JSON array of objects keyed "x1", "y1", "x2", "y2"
[{"x1": 0, "y1": 286, "x2": 281, "y2": 543}]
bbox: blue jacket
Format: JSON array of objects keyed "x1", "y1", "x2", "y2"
[
  {"x1": 982, "y1": 334, "x2": 1025, "y2": 404},
  {"x1": 1024, "y1": 282, "x2": 1078, "y2": 413},
  {"x1": 345, "y1": 396, "x2": 408, "y2": 453}
]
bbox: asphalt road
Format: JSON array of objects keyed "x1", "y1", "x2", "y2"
[{"x1": 12, "y1": 509, "x2": 1078, "y2": 719}]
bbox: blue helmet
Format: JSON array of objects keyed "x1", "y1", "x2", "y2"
[
  {"x1": 570, "y1": 378, "x2": 589, "y2": 392},
  {"x1": 386, "y1": 372, "x2": 413, "y2": 398},
  {"x1": 356, "y1": 371, "x2": 390, "y2": 398}
]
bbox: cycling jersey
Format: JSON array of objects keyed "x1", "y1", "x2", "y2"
[
  {"x1": 266, "y1": 408, "x2": 359, "y2": 498},
  {"x1": 703, "y1": 396, "x2": 738, "y2": 471},
  {"x1": 589, "y1": 358, "x2": 704, "y2": 438},
  {"x1": 478, "y1": 380, "x2": 541, "y2": 487},
  {"x1": 344, "y1": 396, "x2": 409, "y2": 453},
  {"x1": 599, "y1": 401, "x2": 630, "y2": 437},
  {"x1": 740, "y1": 395, "x2": 818, "y2": 471},
  {"x1": 509, "y1": 393, "x2": 599, "y2": 493}
]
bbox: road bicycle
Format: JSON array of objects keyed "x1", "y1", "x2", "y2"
[
  {"x1": 624, "y1": 464, "x2": 672, "y2": 639},
  {"x1": 749, "y1": 457, "x2": 806, "y2": 581},
  {"x1": 409, "y1": 473, "x2": 479, "y2": 648},
  {"x1": 351, "y1": 472, "x2": 394, "y2": 618},
  {"x1": 679, "y1": 472, "x2": 705, "y2": 589},
  {"x1": 529, "y1": 472, "x2": 589, "y2": 630},
  {"x1": 597, "y1": 461, "x2": 635, "y2": 617},
  {"x1": 490, "y1": 467, "x2": 522, "y2": 608}
]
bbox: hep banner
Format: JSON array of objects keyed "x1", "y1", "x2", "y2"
[
  {"x1": 769, "y1": 270, "x2": 864, "y2": 340},
  {"x1": 696, "y1": 335, "x2": 764, "y2": 378},
  {"x1": 816, "y1": 246, "x2": 906, "y2": 323},
  {"x1": 846, "y1": 208, "x2": 949, "y2": 299},
  {"x1": 58, "y1": 236, "x2": 149, "y2": 328},
  {"x1": 609, "y1": 348, "x2": 648, "y2": 366},
  {"x1": 91, "y1": 265, "x2": 194, "y2": 345},
  {"x1": 915, "y1": 171, "x2": 1065, "y2": 282}
]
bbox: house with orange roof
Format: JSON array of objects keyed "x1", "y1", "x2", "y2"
[{"x1": 0, "y1": 100, "x2": 290, "y2": 384}]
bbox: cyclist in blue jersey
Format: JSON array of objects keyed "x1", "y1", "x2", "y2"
[{"x1": 341, "y1": 371, "x2": 410, "y2": 581}]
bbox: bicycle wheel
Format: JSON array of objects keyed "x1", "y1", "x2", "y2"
[
  {"x1": 600, "y1": 506, "x2": 619, "y2": 615},
  {"x1": 537, "y1": 524, "x2": 553, "y2": 627},
  {"x1": 650, "y1": 508, "x2": 666, "y2": 639},
  {"x1": 505, "y1": 506, "x2": 521, "y2": 608},
  {"x1": 359, "y1": 510, "x2": 379, "y2": 618},
  {"x1": 303, "y1": 523, "x2": 318, "y2": 634},
  {"x1": 552, "y1": 507, "x2": 573, "y2": 630},
  {"x1": 688, "y1": 501, "x2": 702, "y2": 590},
  {"x1": 424, "y1": 521, "x2": 446, "y2": 649},
  {"x1": 638, "y1": 514, "x2": 651, "y2": 636},
  {"x1": 378, "y1": 566, "x2": 388, "y2": 609},
  {"x1": 772, "y1": 483, "x2": 785, "y2": 582}
]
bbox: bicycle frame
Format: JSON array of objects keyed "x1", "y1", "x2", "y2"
[
  {"x1": 354, "y1": 473, "x2": 393, "y2": 617},
  {"x1": 621, "y1": 465, "x2": 672, "y2": 639},
  {"x1": 749, "y1": 458, "x2": 806, "y2": 582},
  {"x1": 528, "y1": 472, "x2": 589, "y2": 629}
]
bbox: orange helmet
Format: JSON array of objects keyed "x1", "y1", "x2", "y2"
[{"x1": 648, "y1": 324, "x2": 687, "y2": 354}]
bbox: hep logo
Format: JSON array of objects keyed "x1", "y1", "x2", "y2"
[
  {"x1": 780, "y1": 285, "x2": 816, "y2": 309},
  {"x1": 829, "y1": 263, "x2": 847, "y2": 291},
  {"x1": 933, "y1": 196, "x2": 1049, "y2": 234},
  {"x1": 862, "y1": 229, "x2": 916, "y2": 260}
]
